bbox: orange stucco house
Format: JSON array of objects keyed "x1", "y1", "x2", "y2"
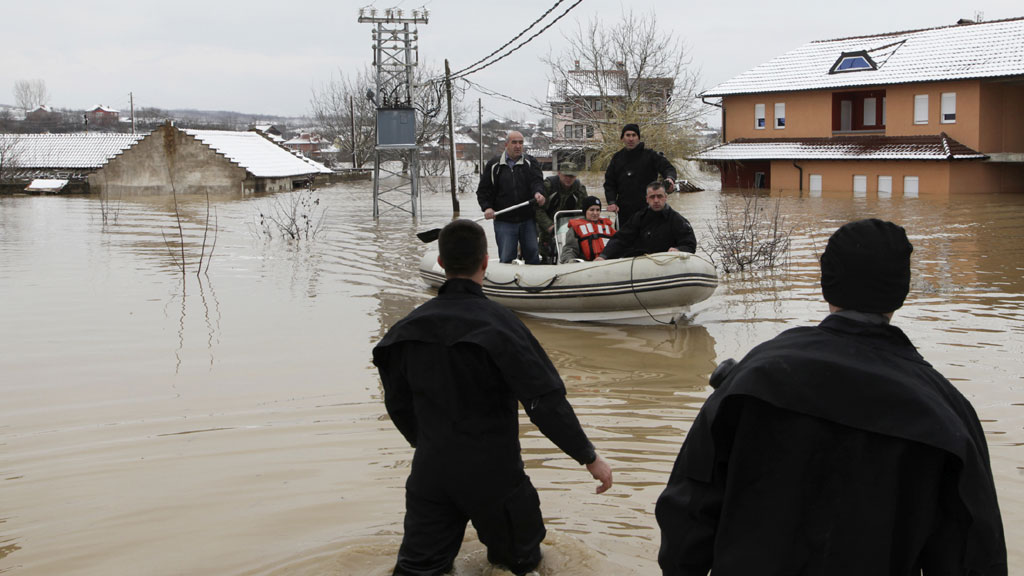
[{"x1": 697, "y1": 17, "x2": 1024, "y2": 196}]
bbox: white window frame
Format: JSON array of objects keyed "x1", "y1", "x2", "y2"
[
  {"x1": 914, "y1": 95, "x2": 929, "y2": 125},
  {"x1": 809, "y1": 174, "x2": 822, "y2": 197},
  {"x1": 863, "y1": 98, "x2": 876, "y2": 126},
  {"x1": 755, "y1": 103, "x2": 766, "y2": 129},
  {"x1": 878, "y1": 176, "x2": 893, "y2": 198},
  {"x1": 853, "y1": 175, "x2": 867, "y2": 197},
  {"x1": 941, "y1": 92, "x2": 957, "y2": 124},
  {"x1": 904, "y1": 176, "x2": 919, "y2": 198},
  {"x1": 774, "y1": 102, "x2": 786, "y2": 129}
]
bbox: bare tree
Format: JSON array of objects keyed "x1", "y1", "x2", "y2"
[
  {"x1": 309, "y1": 63, "x2": 459, "y2": 170},
  {"x1": 544, "y1": 8, "x2": 703, "y2": 169},
  {"x1": 13, "y1": 79, "x2": 50, "y2": 111}
]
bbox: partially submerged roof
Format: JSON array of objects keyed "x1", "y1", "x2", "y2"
[
  {"x1": 25, "y1": 179, "x2": 69, "y2": 192},
  {"x1": 702, "y1": 17, "x2": 1024, "y2": 97},
  {"x1": 183, "y1": 129, "x2": 331, "y2": 177},
  {"x1": 695, "y1": 134, "x2": 987, "y2": 161},
  {"x1": 0, "y1": 133, "x2": 144, "y2": 169}
]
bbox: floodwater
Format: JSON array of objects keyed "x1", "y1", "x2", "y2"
[{"x1": 1, "y1": 174, "x2": 1022, "y2": 575}]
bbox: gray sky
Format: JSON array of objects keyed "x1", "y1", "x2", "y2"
[{"x1": 2, "y1": 0, "x2": 1020, "y2": 124}]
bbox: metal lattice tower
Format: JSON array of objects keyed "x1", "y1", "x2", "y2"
[{"x1": 358, "y1": 7, "x2": 429, "y2": 219}]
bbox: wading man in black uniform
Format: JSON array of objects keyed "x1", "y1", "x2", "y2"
[
  {"x1": 656, "y1": 219, "x2": 1006, "y2": 576},
  {"x1": 373, "y1": 219, "x2": 613, "y2": 576}
]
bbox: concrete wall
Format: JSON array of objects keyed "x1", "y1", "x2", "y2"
[
  {"x1": 768, "y1": 160, "x2": 952, "y2": 196},
  {"x1": 979, "y1": 81, "x2": 1024, "y2": 153},
  {"x1": 723, "y1": 92, "x2": 833, "y2": 140},
  {"x1": 885, "y1": 79, "x2": 981, "y2": 147},
  {"x1": 90, "y1": 124, "x2": 252, "y2": 196}
]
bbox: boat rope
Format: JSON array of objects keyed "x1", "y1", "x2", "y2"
[
  {"x1": 630, "y1": 254, "x2": 677, "y2": 326},
  {"x1": 514, "y1": 274, "x2": 559, "y2": 293}
]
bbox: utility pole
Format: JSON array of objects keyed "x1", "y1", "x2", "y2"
[
  {"x1": 478, "y1": 99, "x2": 483, "y2": 175},
  {"x1": 349, "y1": 94, "x2": 357, "y2": 168},
  {"x1": 359, "y1": 7, "x2": 429, "y2": 219},
  {"x1": 445, "y1": 59, "x2": 458, "y2": 214},
  {"x1": 130, "y1": 92, "x2": 135, "y2": 134}
]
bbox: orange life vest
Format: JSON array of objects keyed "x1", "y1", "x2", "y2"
[{"x1": 568, "y1": 218, "x2": 616, "y2": 261}]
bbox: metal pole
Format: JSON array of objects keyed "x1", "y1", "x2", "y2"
[
  {"x1": 350, "y1": 94, "x2": 357, "y2": 168},
  {"x1": 445, "y1": 60, "x2": 459, "y2": 214},
  {"x1": 478, "y1": 98, "x2": 483, "y2": 175},
  {"x1": 130, "y1": 92, "x2": 135, "y2": 134}
]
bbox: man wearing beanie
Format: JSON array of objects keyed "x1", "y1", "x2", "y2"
[
  {"x1": 603, "y1": 123, "x2": 677, "y2": 224},
  {"x1": 656, "y1": 219, "x2": 1006, "y2": 576},
  {"x1": 535, "y1": 161, "x2": 588, "y2": 264}
]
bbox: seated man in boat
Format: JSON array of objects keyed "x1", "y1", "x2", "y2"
[
  {"x1": 535, "y1": 162, "x2": 588, "y2": 264},
  {"x1": 559, "y1": 196, "x2": 616, "y2": 263},
  {"x1": 595, "y1": 181, "x2": 695, "y2": 260}
]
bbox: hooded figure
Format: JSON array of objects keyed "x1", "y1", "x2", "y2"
[{"x1": 656, "y1": 219, "x2": 1006, "y2": 576}]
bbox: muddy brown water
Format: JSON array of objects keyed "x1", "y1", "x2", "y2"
[{"x1": 1, "y1": 176, "x2": 1021, "y2": 575}]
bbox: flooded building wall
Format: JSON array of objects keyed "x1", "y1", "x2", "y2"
[
  {"x1": 979, "y1": 82, "x2": 1024, "y2": 153},
  {"x1": 767, "y1": 160, "x2": 952, "y2": 196},
  {"x1": 90, "y1": 124, "x2": 252, "y2": 196}
]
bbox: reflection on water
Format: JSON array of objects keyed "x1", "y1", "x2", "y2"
[{"x1": 0, "y1": 184, "x2": 1022, "y2": 575}]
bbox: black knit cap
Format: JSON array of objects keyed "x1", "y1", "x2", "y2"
[
  {"x1": 581, "y1": 196, "x2": 601, "y2": 212},
  {"x1": 621, "y1": 123, "x2": 640, "y2": 139},
  {"x1": 820, "y1": 219, "x2": 913, "y2": 313}
]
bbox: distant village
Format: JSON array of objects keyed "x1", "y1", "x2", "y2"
[{"x1": 1, "y1": 15, "x2": 1022, "y2": 197}]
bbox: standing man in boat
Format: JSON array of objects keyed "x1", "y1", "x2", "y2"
[
  {"x1": 655, "y1": 219, "x2": 1006, "y2": 576},
  {"x1": 477, "y1": 131, "x2": 546, "y2": 264},
  {"x1": 535, "y1": 161, "x2": 588, "y2": 264},
  {"x1": 559, "y1": 196, "x2": 616, "y2": 263},
  {"x1": 373, "y1": 219, "x2": 614, "y2": 576},
  {"x1": 595, "y1": 181, "x2": 695, "y2": 260},
  {"x1": 603, "y1": 123, "x2": 677, "y2": 225}
]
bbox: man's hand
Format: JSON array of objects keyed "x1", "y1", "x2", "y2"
[
  {"x1": 668, "y1": 247, "x2": 679, "y2": 252},
  {"x1": 484, "y1": 208, "x2": 495, "y2": 220},
  {"x1": 586, "y1": 455, "x2": 613, "y2": 494},
  {"x1": 594, "y1": 256, "x2": 605, "y2": 262},
  {"x1": 606, "y1": 204, "x2": 619, "y2": 213},
  {"x1": 534, "y1": 192, "x2": 546, "y2": 206},
  {"x1": 548, "y1": 225, "x2": 554, "y2": 233},
  {"x1": 665, "y1": 178, "x2": 676, "y2": 192}
]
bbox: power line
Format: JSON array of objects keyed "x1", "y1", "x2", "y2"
[
  {"x1": 448, "y1": 0, "x2": 568, "y2": 78},
  {"x1": 462, "y1": 79, "x2": 549, "y2": 115},
  {"x1": 450, "y1": 0, "x2": 585, "y2": 80}
]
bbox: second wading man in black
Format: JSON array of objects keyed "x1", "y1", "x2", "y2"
[{"x1": 373, "y1": 219, "x2": 614, "y2": 576}]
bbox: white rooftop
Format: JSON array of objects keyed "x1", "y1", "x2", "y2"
[
  {"x1": 0, "y1": 133, "x2": 144, "y2": 168},
  {"x1": 184, "y1": 130, "x2": 331, "y2": 177},
  {"x1": 702, "y1": 17, "x2": 1024, "y2": 97},
  {"x1": 695, "y1": 135, "x2": 986, "y2": 161}
]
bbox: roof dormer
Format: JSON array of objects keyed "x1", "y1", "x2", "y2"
[{"x1": 829, "y1": 51, "x2": 878, "y2": 74}]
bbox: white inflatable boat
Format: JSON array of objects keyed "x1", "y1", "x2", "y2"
[{"x1": 417, "y1": 210, "x2": 717, "y2": 324}]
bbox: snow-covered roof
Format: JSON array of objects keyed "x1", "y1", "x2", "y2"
[
  {"x1": 184, "y1": 129, "x2": 331, "y2": 177},
  {"x1": 703, "y1": 17, "x2": 1024, "y2": 97},
  {"x1": 0, "y1": 133, "x2": 144, "y2": 168},
  {"x1": 547, "y1": 70, "x2": 628, "y2": 102},
  {"x1": 88, "y1": 105, "x2": 119, "y2": 113},
  {"x1": 25, "y1": 179, "x2": 69, "y2": 192},
  {"x1": 694, "y1": 134, "x2": 986, "y2": 161}
]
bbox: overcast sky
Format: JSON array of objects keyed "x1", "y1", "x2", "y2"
[{"x1": 2, "y1": 0, "x2": 1020, "y2": 125}]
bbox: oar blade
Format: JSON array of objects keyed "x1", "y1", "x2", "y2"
[{"x1": 416, "y1": 228, "x2": 441, "y2": 243}]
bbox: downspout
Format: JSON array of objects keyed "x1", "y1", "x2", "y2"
[
  {"x1": 701, "y1": 96, "x2": 725, "y2": 143},
  {"x1": 793, "y1": 161, "x2": 803, "y2": 195}
]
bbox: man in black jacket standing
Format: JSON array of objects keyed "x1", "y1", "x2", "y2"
[
  {"x1": 374, "y1": 219, "x2": 613, "y2": 576},
  {"x1": 655, "y1": 219, "x2": 1006, "y2": 576},
  {"x1": 477, "y1": 131, "x2": 546, "y2": 263},
  {"x1": 604, "y1": 123, "x2": 677, "y2": 224},
  {"x1": 596, "y1": 181, "x2": 696, "y2": 260}
]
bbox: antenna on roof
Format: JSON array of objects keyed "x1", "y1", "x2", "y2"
[{"x1": 974, "y1": 10, "x2": 984, "y2": 23}]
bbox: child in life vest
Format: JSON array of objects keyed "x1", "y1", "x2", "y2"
[{"x1": 560, "y1": 196, "x2": 616, "y2": 263}]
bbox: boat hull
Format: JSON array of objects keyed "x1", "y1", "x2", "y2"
[{"x1": 419, "y1": 251, "x2": 718, "y2": 324}]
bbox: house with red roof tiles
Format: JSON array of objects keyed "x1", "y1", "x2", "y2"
[{"x1": 696, "y1": 17, "x2": 1024, "y2": 196}]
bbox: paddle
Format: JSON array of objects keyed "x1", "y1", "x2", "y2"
[{"x1": 416, "y1": 200, "x2": 533, "y2": 243}]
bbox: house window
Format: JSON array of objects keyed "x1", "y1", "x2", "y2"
[
  {"x1": 755, "y1": 103, "x2": 766, "y2": 129},
  {"x1": 586, "y1": 125, "x2": 594, "y2": 138},
  {"x1": 864, "y1": 98, "x2": 876, "y2": 126},
  {"x1": 941, "y1": 92, "x2": 956, "y2": 124},
  {"x1": 754, "y1": 172, "x2": 767, "y2": 188},
  {"x1": 853, "y1": 175, "x2": 867, "y2": 197},
  {"x1": 564, "y1": 125, "x2": 573, "y2": 139},
  {"x1": 878, "y1": 176, "x2": 893, "y2": 198},
  {"x1": 829, "y1": 51, "x2": 878, "y2": 74},
  {"x1": 914, "y1": 95, "x2": 929, "y2": 124},
  {"x1": 809, "y1": 174, "x2": 822, "y2": 197},
  {"x1": 904, "y1": 176, "x2": 919, "y2": 198},
  {"x1": 594, "y1": 100, "x2": 603, "y2": 112},
  {"x1": 774, "y1": 103, "x2": 786, "y2": 129},
  {"x1": 574, "y1": 125, "x2": 584, "y2": 139}
]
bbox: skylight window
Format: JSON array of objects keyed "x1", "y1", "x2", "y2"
[{"x1": 829, "y1": 51, "x2": 878, "y2": 74}]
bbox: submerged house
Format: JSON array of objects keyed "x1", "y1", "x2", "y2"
[
  {"x1": 89, "y1": 123, "x2": 331, "y2": 196},
  {"x1": 696, "y1": 17, "x2": 1024, "y2": 195},
  {"x1": 0, "y1": 132, "x2": 143, "y2": 193}
]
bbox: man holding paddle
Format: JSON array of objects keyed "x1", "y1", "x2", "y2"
[{"x1": 477, "y1": 131, "x2": 546, "y2": 264}]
